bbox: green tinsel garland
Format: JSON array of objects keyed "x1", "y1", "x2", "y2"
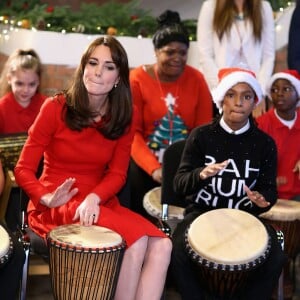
[{"x1": 0, "y1": 0, "x2": 295, "y2": 39}]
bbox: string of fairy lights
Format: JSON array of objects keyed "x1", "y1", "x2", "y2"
[{"x1": 0, "y1": 1, "x2": 296, "y2": 43}]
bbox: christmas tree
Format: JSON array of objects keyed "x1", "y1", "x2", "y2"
[{"x1": 148, "y1": 92, "x2": 188, "y2": 163}]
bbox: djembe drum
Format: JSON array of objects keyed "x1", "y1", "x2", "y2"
[
  {"x1": 47, "y1": 224, "x2": 125, "y2": 300},
  {"x1": 143, "y1": 187, "x2": 185, "y2": 234},
  {"x1": 0, "y1": 225, "x2": 13, "y2": 268},
  {"x1": 0, "y1": 132, "x2": 28, "y2": 171},
  {"x1": 185, "y1": 209, "x2": 271, "y2": 299},
  {"x1": 260, "y1": 199, "x2": 300, "y2": 297},
  {"x1": 260, "y1": 199, "x2": 300, "y2": 259}
]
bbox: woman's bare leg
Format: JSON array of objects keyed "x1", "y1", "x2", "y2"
[
  {"x1": 114, "y1": 236, "x2": 148, "y2": 300},
  {"x1": 114, "y1": 236, "x2": 172, "y2": 300},
  {"x1": 135, "y1": 237, "x2": 172, "y2": 300}
]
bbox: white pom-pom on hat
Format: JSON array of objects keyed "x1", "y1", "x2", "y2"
[{"x1": 212, "y1": 67, "x2": 263, "y2": 110}]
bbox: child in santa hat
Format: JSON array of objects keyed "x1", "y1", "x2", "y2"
[
  {"x1": 171, "y1": 67, "x2": 286, "y2": 300},
  {"x1": 256, "y1": 70, "x2": 300, "y2": 201}
]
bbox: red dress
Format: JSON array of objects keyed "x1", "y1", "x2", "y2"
[
  {"x1": 14, "y1": 96, "x2": 167, "y2": 246},
  {"x1": 0, "y1": 92, "x2": 47, "y2": 133}
]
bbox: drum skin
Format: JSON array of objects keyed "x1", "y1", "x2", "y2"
[
  {"x1": 260, "y1": 199, "x2": 300, "y2": 259},
  {"x1": 47, "y1": 224, "x2": 125, "y2": 300},
  {"x1": 0, "y1": 225, "x2": 13, "y2": 268},
  {"x1": 185, "y1": 209, "x2": 271, "y2": 298},
  {"x1": 143, "y1": 187, "x2": 185, "y2": 220}
]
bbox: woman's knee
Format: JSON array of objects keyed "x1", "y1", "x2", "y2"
[
  {"x1": 126, "y1": 236, "x2": 149, "y2": 261},
  {"x1": 160, "y1": 237, "x2": 172, "y2": 258},
  {"x1": 147, "y1": 237, "x2": 172, "y2": 265}
]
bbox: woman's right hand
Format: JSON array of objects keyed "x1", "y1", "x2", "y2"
[{"x1": 40, "y1": 177, "x2": 78, "y2": 208}]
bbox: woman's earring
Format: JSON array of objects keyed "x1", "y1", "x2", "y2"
[{"x1": 114, "y1": 83, "x2": 118, "y2": 88}]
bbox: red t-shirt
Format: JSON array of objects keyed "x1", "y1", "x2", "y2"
[{"x1": 257, "y1": 108, "x2": 300, "y2": 199}]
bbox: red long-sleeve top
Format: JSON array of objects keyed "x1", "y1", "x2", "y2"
[{"x1": 130, "y1": 65, "x2": 213, "y2": 175}]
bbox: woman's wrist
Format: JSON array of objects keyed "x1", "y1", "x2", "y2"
[{"x1": 88, "y1": 193, "x2": 101, "y2": 205}]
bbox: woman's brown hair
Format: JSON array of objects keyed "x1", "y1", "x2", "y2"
[
  {"x1": 213, "y1": 0, "x2": 263, "y2": 41},
  {"x1": 63, "y1": 36, "x2": 132, "y2": 140}
]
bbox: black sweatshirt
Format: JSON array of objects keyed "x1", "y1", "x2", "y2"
[{"x1": 174, "y1": 120, "x2": 278, "y2": 216}]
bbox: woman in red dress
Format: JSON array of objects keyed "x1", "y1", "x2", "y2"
[{"x1": 15, "y1": 36, "x2": 172, "y2": 300}]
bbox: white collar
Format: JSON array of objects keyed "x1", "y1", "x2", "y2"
[
  {"x1": 274, "y1": 109, "x2": 297, "y2": 129},
  {"x1": 220, "y1": 117, "x2": 250, "y2": 135}
]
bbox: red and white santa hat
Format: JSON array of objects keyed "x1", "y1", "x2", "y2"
[
  {"x1": 212, "y1": 67, "x2": 263, "y2": 110},
  {"x1": 266, "y1": 69, "x2": 300, "y2": 107}
]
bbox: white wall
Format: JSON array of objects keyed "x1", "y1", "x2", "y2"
[{"x1": 0, "y1": 3, "x2": 294, "y2": 69}]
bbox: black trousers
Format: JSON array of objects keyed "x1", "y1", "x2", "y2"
[
  {"x1": 0, "y1": 221, "x2": 25, "y2": 300},
  {"x1": 171, "y1": 210, "x2": 287, "y2": 300},
  {"x1": 129, "y1": 158, "x2": 160, "y2": 217},
  {"x1": 5, "y1": 187, "x2": 22, "y2": 232}
]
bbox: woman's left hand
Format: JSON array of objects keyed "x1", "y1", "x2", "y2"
[
  {"x1": 244, "y1": 185, "x2": 270, "y2": 208},
  {"x1": 73, "y1": 193, "x2": 100, "y2": 226}
]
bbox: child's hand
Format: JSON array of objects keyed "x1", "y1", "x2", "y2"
[
  {"x1": 199, "y1": 160, "x2": 228, "y2": 180},
  {"x1": 276, "y1": 176, "x2": 287, "y2": 186},
  {"x1": 293, "y1": 160, "x2": 300, "y2": 179},
  {"x1": 244, "y1": 185, "x2": 270, "y2": 208}
]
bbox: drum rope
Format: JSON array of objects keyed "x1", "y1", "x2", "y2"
[{"x1": 49, "y1": 240, "x2": 125, "y2": 300}]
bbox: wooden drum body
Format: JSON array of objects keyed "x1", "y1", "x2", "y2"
[
  {"x1": 185, "y1": 209, "x2": 271, "y2": 299},
  {"x1": 0, "y1": 225, "x2": 13, "y2": 268},
  {"x1": 47, "y1": 224, "x2": 125, "y2": 300},
  {"x1": 260, "y1": 199, "x2": 300, "y2": 259}
]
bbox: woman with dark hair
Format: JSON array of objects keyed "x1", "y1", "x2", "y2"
[
  {"x1": 130, "y1": 10, "x2": 213, "y2": 217},
  {"x1": 14, "y1": 36, "x2": 172, "y2": 300},
  {"x1": 197, "y1": 0, "x2": 275, "y2": 117}
]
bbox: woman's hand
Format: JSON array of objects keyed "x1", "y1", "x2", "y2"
[
  {"x1": 73, "y1": 193, "x2": 100, "y2": 226},
  {"x1": 152, "y1": 168, "x2": 162, "y2": 184},
  {"x1": 244, "y1": 185, "x2": 270, "y2": 208},
  {"x1": 199, "y1": 160, "x2": 228, "y2": 180},
  {"x1": 40, "y1": 177, "x2": 78, "y2": 208}
]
